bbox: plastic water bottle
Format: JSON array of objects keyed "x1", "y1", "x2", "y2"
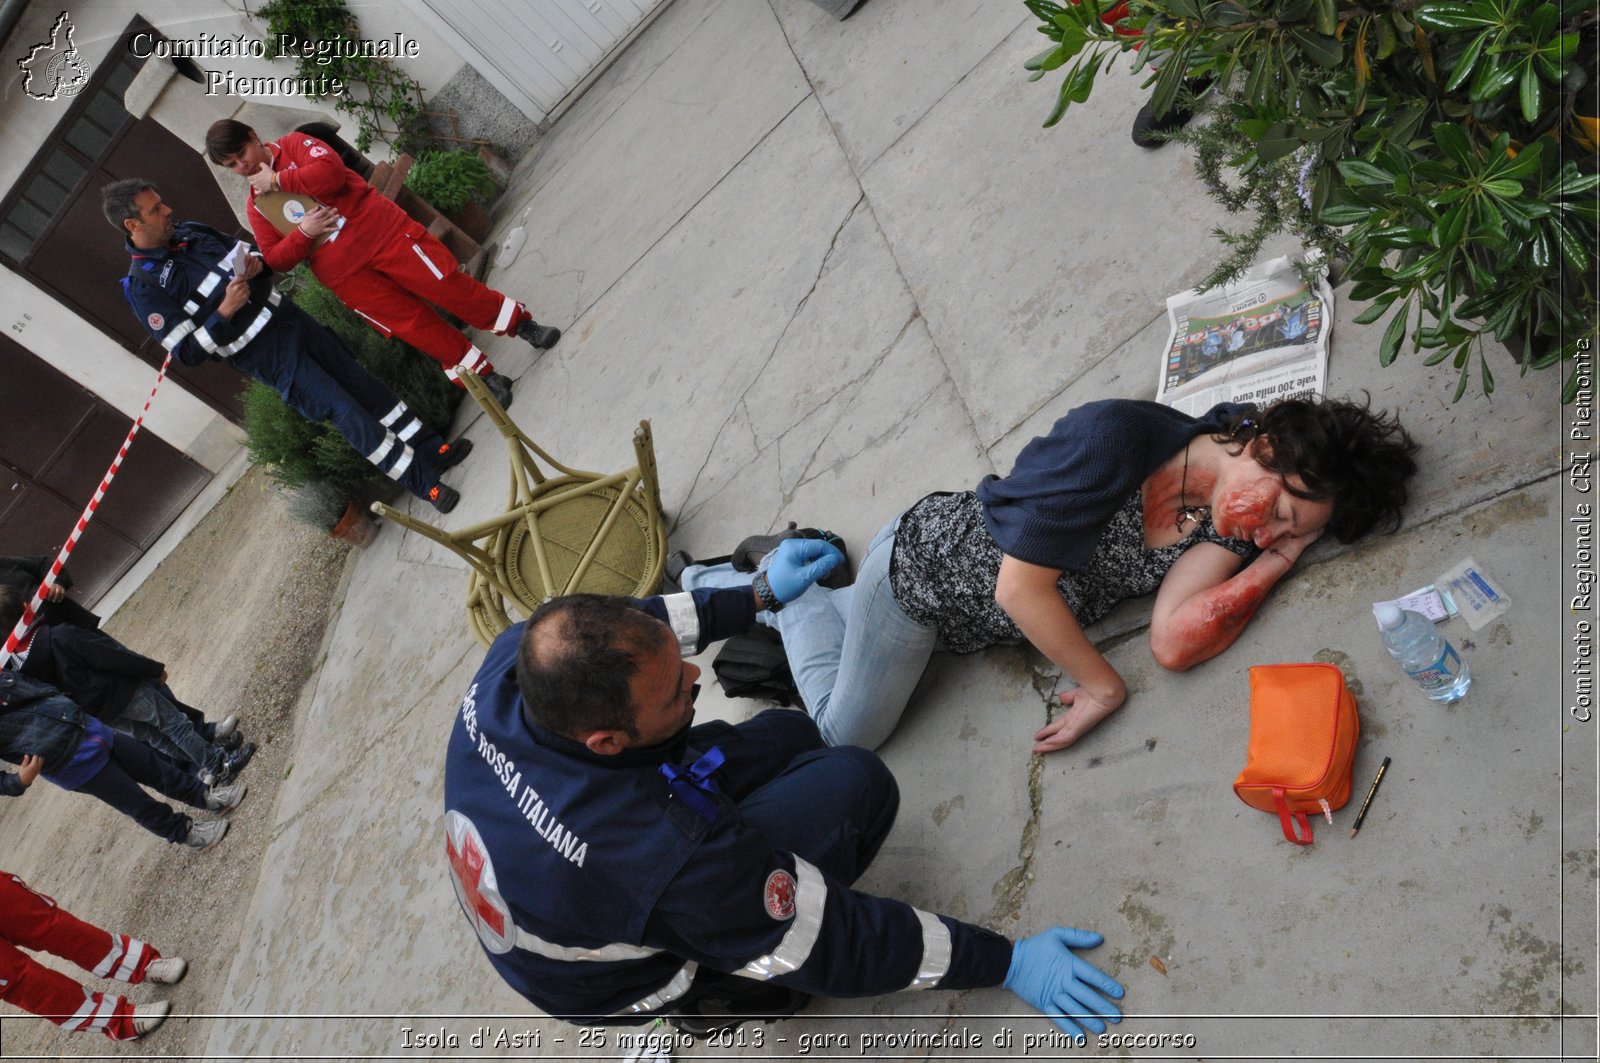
[{"x1": 1374, "y1": 603, "x2": 1471, "y2": 702}]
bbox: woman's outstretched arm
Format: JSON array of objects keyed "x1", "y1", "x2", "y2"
[{"x1": 995, "y1": 554, "x2": 1126, "y2": 754}]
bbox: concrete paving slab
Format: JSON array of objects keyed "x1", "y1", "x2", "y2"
[
  {"x1": 862, "y1": 20, "x2": 1240, "y2": 445},
  {"x1": 1017, "y1": 475, "x2": 1579, "y2": 1057},
  {"x1": 769, "y1": 0, "x2": 1031, "y2": 172},
  {"x1": 489, "y1": 0, "x2": 809, "y2": 331}
]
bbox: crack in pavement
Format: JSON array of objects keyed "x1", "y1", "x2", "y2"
[{"x1": 671, "y1": 193, "x2": 867, "y2": 533}]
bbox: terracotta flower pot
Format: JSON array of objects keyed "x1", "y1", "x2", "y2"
[{"x1": 331, "y1": 502, "x2": 378, "y2": 547}]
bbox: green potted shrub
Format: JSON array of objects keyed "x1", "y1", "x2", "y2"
[
  {"x1": 285, "y1": 479, "x2": 376, "y2": 546},
  {"x1": 1025, "y1": 0, "x2": 1597, "y2": 401},
  {"x1": 403, "y1": 148, "x2": 500, "y2": 242},
  {"x1": 241, "y1": 267, "x2": 465, "y2": 510}
]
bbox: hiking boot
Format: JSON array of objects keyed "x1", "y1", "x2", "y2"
[
  {"x1": 183, "y1": 819, "x2": 228, "y2": 850},
  {"x1": 732, "y1": 525, "x2": 851, "y2": 588},
  {"x1": 481, "y1": 371, "x2": 515, "y2": 410},
  {"x1": 427, "y1": 483, "x2": 460, "y2": 514},
  {"x1": 218, "y1": 741, "x2": 256, "y2": 783},
  {"x1": 517, "y1": 319, "x2": 561, "y2": 349},
  {"x1": 206, "y1": 782, "x2": 247, "y2": 813},
  {"x1": 211, "y1": 714, "x2": 239, "y2": 741},
  {"x1": 435, "y1": 437, "x2": 474, "y2": 470},
  {"x1": 144, "y1": 957, "x2": 188, "y2": 986},
  {"x1": 131, "y1": 1000, "x2": 171, "y2": 1037}
]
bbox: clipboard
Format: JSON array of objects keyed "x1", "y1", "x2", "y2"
[{"x1": 253, "y1": 190, "x2": 339, "y2": 248}]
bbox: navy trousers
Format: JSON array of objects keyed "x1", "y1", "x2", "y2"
[
  {"x1": 233, "y1": 307, "x2": 448, "y2": 500},
  {"x1": 676, "y1": 710, "x2": 898, "y2": 1012},
  {"x1": 72, "y1": 734, "x2": 210, "y2": 844}
]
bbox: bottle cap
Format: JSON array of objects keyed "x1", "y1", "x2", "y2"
[{"x1": 1374, "y1": 602, "x2": 1404, "y2": 630}]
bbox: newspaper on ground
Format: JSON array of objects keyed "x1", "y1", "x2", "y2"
[{"x1": 1155, "y1": 255, "x2": 1333, "y2": 415}]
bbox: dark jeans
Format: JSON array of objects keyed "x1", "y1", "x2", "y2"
[{"x1": 72, "y1": 734, "x2": 210, "y2": 843}]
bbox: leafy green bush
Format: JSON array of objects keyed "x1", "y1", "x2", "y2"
[
  {"x1": 242, "y1": 267, "x2": 464, "y2": 495},
  {"x1": 1025, "y1": 0, "x2": 1598, "y2": 401},
  {"x1": 403, "y1": 149, "x2": 498, "y2": 214},
  {"x1": 254, "y1": 0, "x2": 428, "y2": 152}
]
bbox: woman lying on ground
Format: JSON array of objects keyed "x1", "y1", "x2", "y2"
[{"x1": 686, "y1": 395, "x2": 1418, "y2": 753}]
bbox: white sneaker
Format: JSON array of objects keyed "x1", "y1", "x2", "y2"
[
  {"x1": 212, "y1": 714, "x2": 239, "y2": 740},
  {"x1": 206, "y1": 782, "x2": 246, "y2": 812},
  {"x1": 183, "y1": 819, "x2": 228, "y2": 850},
  {"x1": 131, "y1": 1000, "x2": 171, "y2": 1037},
  {"x1": 145, "y1": 957, "x2": 188, "y2": 985}
]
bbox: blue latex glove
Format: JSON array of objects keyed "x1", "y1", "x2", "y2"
[
  {"x1": 763, "y1": 538, "x2": 844, "y2": 604},
  {"x1": 1004, "y1": 927, "x2": 1125, "y2": 1037}
]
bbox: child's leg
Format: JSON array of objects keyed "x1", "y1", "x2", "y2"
[
  {"x1": 113, "y1": 684, "x2": 222, "y2": 777},
  {"x1": 71, "y1": 744, "x2": 198, "y2": 843},
  {"x1": 0, "y1": 874, "x2": 157, "y2": 983}
]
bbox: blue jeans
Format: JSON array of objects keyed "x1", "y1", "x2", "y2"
[
  {"x1": 116, "y1": 683, "x2": 222, "y2": 776},
  {"x1": 682, "y1": 517, "x2": 937, "y2": 749}
]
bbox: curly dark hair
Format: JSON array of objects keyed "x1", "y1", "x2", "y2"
[
  {"x1": 515, "y1": 594, "x2": 668, "y2": 740},
  {"x1": 1216, "y1": 394, "x2": 1419, "y2": 543}
]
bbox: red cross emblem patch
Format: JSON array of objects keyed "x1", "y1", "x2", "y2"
[
  {"x1": 763, "y1": 869, "x2": 796, "y2": 921},
  {"x1": 147, "y1": 313, "x2": 163, "y2": 331},
  {"x1": 445, "y1": 811, "x2": 515, "y2": 954}
]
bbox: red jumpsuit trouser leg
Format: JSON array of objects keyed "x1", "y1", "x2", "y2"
[
  {"x1": 333, "y1": 223, "x2": 535, "y2": 386},
  {"x1": 0, "y1": 873, "x2": 157, "y2": 1041}
]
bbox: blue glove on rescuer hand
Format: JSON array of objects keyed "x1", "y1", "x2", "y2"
[
  {"x1": 763, "y1": 538, "x2": 844, "y2": 604},
  {"x1": 1004, "y1": 927, "x2": 1125, "y2": 1038}
]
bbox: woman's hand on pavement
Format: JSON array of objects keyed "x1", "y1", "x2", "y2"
[{"x1": 1033, "y1": 682, "x2": 1126, "y2": 754}]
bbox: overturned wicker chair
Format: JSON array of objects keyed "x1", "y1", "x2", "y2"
[{"x1": 372, "y1": 370, "x2": 667, "y2": 647}]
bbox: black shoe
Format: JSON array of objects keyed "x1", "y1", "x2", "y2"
[
  {"x1": 428, "y1": 483, "x2": 460, "y2": 514},
  {"x1": 481, "y1": 372, "x2": 514, "y2": 410},
  {"x1": 730, "y1": 525, "x2": 851, "y2": 588},
  {"x1": 662, "y1": 550, "x2": 695, "y2": 593},
  {"x1": 435, "y1": 437, "x2": 473, "y2": 470},
  {"x1": 669, "y1": 986, "x2": 810, "y2": 1040},
  {"x1": 218, "y1": 730, "x2": 245, "y2": 753},
  {"x1": 1131, "y1": 76, "x2": 1214, "y2": 147},
  {"x1": 517, "y1": 319, "x2": 561, "y2": 349},
  {"x1": 218, "y1": 741, "x2": 256, "y2": 784}
]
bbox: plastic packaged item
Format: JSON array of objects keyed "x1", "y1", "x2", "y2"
[{"x1": 1374, "y1": 603, "x2": 1471, "y2": 702}]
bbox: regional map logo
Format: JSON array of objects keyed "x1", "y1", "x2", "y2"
[{"x1": 18, "y1": 12, "x2": 92, "y2": 101}]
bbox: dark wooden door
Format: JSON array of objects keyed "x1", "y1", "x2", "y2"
[{"x1": 0, "y1": 335, "x2": 209, "y2": 605}]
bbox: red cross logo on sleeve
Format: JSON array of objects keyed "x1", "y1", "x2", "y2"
[{"x1": 445, "y1": 811, "x2": 514, "y2": 952}]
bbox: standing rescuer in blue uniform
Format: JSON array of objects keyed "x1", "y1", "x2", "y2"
[
  {"x1": 443, "y1": 537, "x2": 1127, "y2": 1036},
  {"x1": 101, "y1": 179, "x2": 471, "y2": 514}
]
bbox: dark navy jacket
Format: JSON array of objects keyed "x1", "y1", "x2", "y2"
[
  {"x1": 122, "y1": 222, "x2": 281, "y2": 369},
  {"x1": 17, "y1": 624, "x2": 163, "y2": 722},
  {"x1": 442, "y1": 588, "x2": 1012, "y2": 1022},
  {"x1": 977, "y1": 399, "x2": 1248, "y2": 571}
]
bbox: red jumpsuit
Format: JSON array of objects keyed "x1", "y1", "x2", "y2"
[
  {"x1": 248, "y1": 134, "x2": 533, "y2": 386},
  {"x1": 0, "y1": 872, "x2": 162, "y2": 1041}
]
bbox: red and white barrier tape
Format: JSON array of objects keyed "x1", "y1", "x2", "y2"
[{"x1": 1, "y1": 352, "x2": 173, "y2": 670}]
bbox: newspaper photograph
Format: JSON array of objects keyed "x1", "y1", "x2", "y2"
[{"x1": 1156, "y1": 255, "x2": 1333, "y2": 416}]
